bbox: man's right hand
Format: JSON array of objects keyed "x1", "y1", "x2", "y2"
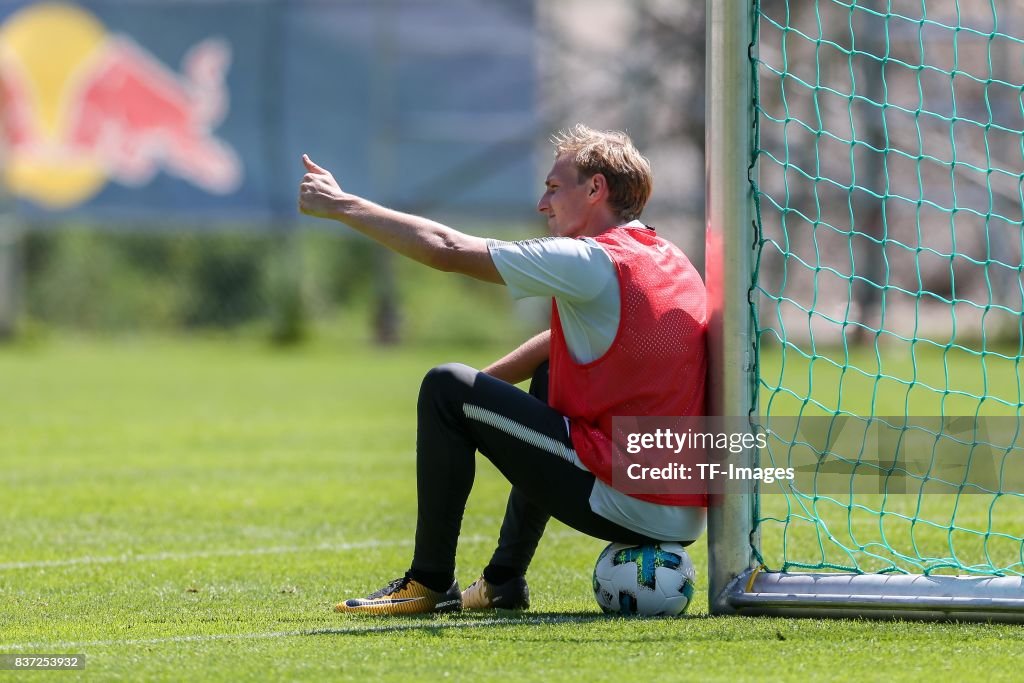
[{"x1": 298, "y1": 154, "x2": 350, "y2": 220}]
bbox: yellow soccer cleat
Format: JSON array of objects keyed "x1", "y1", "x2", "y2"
[
  {"x1": 461, "y1": 575, "x2": 530, "y2": 610},
  {"x1": 335, "y1": 574, "x2": 462, "y2": 615}
]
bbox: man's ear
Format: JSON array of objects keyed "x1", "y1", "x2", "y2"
[{"x1": 588, "y1": 173, "x2": 608, "y2": 202}]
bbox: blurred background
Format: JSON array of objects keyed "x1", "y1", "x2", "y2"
[
  {"x1": 0, "y1": 0, "x2": 706, "y2": 347},
  {"x1": 754, "y1": 0, "x2": 1024, "y2": 348}
]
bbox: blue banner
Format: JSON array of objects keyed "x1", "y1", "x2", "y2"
[{"x1": 0, "y1": 0, "x2": 538, "y2": 224}]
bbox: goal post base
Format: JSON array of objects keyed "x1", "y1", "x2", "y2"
[{"x1": 717, "y1": 570, "x2": 1024, "y2": 623}]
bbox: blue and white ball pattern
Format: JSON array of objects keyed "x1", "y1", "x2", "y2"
[{"x1": 592, "y1": 542, "x2": 696, "y2": 616}]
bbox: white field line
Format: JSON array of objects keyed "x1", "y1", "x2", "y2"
[
  {"x1": 0, "y1": 614, "x2": 606, "y2": 652},
  {"x1": 0, "y1": 531, "x2": 577, "y2": 571},
  {"x1": 0, "y1": 538, "x2": 416, "y2": 571},
  {"x1": 3, "y1": 540, "x2": 411, "y2": 573}
]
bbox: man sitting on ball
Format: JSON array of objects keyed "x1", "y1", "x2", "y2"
[{"x1": 298, "y1": 124, "x2": 707, "y2": 614}]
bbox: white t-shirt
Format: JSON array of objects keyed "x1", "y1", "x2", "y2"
[
  {"x1": 486, "y1": 222, "x2": 706, "y2": 542},
  {"x1": 488, "y1": 234, "x2": 618, "y2": 363}
]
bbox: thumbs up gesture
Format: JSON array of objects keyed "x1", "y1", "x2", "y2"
[{"x1": 299, "y1": 154, "x2": 348, "y2": 219}]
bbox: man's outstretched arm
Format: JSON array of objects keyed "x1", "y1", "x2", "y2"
[
  {"x1": 298, "y1": 154, "x2": 504, "y2": 284},
  {"x1": 483, "y1": 330, "x2": 551, "y2": 385}
]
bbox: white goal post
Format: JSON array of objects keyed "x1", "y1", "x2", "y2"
[{"x1": 703, "y1": 0, "x2": 1024, "y2": 623}]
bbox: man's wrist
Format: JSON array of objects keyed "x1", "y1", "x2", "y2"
[{"x1": 328, "y1": 195, "x2": 362, "y2": 222}]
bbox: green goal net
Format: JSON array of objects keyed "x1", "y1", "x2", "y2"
[{"x1": 750, "y1": 0, "x2": 1024, "y2": 578}]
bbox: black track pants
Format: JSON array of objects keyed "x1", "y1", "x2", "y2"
[{"x1": 411, "y1": 362, "x2": 656, "y2": 578}]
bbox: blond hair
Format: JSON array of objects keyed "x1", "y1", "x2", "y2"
[{"x1": 550, "y1": 124, "x2": 653, "y2": 221}]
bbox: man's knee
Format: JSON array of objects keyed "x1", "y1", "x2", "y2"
[{"x1": 419, "y1": 363, "x2": 477, "y2": 407}]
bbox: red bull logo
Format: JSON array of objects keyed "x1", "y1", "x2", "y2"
[{"x1": 0, "y1": 2, "x2": 241, "y2": 209}]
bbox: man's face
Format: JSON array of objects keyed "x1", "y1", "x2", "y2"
[{"x1": 537, "y1": 155, "x2": 594, "y2": 238}]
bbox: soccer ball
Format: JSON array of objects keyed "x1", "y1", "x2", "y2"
[{"x1": 592, "y1": 542, "x2": 696, "y2": 616}]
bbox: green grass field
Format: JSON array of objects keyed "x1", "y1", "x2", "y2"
[{"x1": 2, "y1": 338, "x2": 1023, "y2": 681}]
